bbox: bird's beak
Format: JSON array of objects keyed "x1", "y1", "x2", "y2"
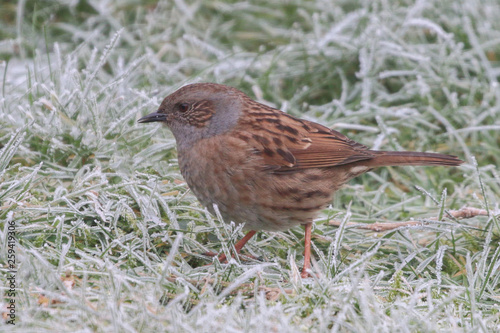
[{"x1": 138, "y1": 111, "x2": 167, "y2": 123}]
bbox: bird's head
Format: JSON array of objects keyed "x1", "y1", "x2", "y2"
[{"x1": 139, "y1": 83, "x2": 245, "y2": 150}]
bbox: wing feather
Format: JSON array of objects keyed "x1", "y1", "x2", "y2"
[{"x1": 235, "y1": 101, "x2": 375, "y2": 172}]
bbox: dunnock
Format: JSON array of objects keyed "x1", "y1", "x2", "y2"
[{"x1": 139, "y1": 83, "x2": 463, "y2": 277}]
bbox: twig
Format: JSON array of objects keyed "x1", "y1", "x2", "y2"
[{"x1": 328, "y1": 207, "x2": 493, "y2": 232}]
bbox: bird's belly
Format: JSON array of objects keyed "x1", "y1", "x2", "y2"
[{"x1": 179, "y1": 142, "x2": 340, "y2": 231}]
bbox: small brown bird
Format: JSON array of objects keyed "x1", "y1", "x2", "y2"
[{"x1": 139, "y1": 83, "x2": 463, "y2": 277}]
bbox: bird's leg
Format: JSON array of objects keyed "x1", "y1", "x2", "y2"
[
  {"x1": 217, "y1": 230, "x2": 257, "y2": 263},
  {"x1": 301, "y1": 222, "x2": 313, "y2": 278}
]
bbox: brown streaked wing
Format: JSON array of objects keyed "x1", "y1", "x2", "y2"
[
  {"x1": 289, "y1": 130, "x2": 375, "y2": 169},
  {"x1": 237, "y1": 102, "x2": 375, "y2": 171}
]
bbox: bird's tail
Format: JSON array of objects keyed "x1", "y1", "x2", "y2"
[{"x1": 365, "y1": 151, "x2": 464, "y2": 167}]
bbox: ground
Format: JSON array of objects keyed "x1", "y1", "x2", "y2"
[{"x1": 0, "y1": 0, "x2": 499, "y2": 331}]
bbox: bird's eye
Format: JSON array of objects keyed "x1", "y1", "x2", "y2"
[{"x1": 178, "y1": 103, "x2": 190, "y2": 112}]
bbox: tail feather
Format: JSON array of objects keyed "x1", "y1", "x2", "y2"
[{"x1": 365, "y1": 151, "x2": 464, "y2": 167}]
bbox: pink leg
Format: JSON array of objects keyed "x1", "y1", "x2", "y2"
[
  {"x1": 301, "y1": 222, "x2": 313, "y2": 278},
  {"x1": 218, "y1": 230, "x2": 257, "y2": 263}
]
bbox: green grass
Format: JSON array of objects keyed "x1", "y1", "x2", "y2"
[{"x1": 1, "y1": 0, "x2": 499, "y2": 331}]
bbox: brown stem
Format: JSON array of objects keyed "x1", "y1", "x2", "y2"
[{"x1": 328, "y1": 207, "x2": 491, "y2": 232}]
